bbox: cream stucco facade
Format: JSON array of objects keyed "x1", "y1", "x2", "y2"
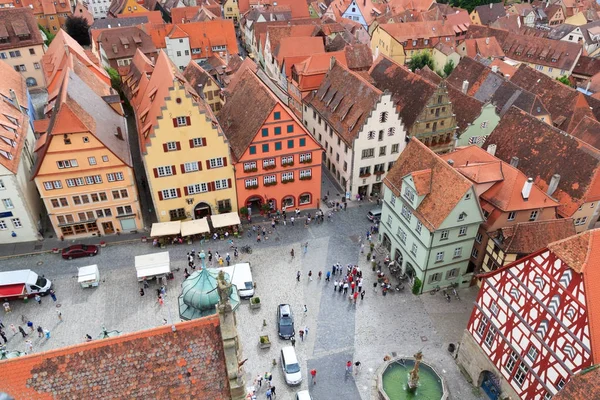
[
  {"x1": 370, "y1": 25, "x2": 407, "y2": 65},
  {"x1": 143, "y1": 84, "x2": 237, "y2": 222},
  {"x1": 0, "y1": 44, "x2": 46, "y2": 89},
  {"x1": 223, "y1": 0, "x2": 239, "y2": 23}
]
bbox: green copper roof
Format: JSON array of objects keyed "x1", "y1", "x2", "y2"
[{"x1": 178, "y1": 268, "x2": 240, "y2": 320}]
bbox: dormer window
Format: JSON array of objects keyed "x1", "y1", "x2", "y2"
[{"x1": 403, "y1": 186, "x2": 415, "y2": 202}]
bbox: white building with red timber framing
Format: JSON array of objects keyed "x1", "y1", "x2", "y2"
[{"x1": 457, "y1": 228, "x2": 600, "y2": 400}]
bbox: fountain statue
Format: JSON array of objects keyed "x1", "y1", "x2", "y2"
[{"x1": 407, "y1": 351, "x2": 423, "y2": 391}]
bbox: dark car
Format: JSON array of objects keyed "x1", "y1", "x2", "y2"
[
  {"x1": 277, "y1": 304, "x2": 295, "y2": 339},
  {"x1": 61, "y1": 244, "x2": 99, "y2": 260}
]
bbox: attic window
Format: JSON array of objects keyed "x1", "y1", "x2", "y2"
[
  {"x1": 458, "y1": 212, "x2": 467, "y2": 222},
  {"x1": 341, "y1": 104, "x2": 353, "y2": 121}
]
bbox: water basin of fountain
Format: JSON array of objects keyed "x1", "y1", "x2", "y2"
[{"x1": 377, "y1": 357, "x2": 447, "y2": 400}]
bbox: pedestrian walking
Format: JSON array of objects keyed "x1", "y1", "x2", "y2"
[
  {"x1": 49, "y1": 289, "x2": 57, "y2": 302},
  {"x1": 256, "y1": 374, "x2": 263, "y2": 388},
  {"x1": 218, "y1": 256, "x2": 224, "y2": 266},
  {"x1": 3, "y1": 301, "x2": 10, "y2": 313},
  {"x1": 354, "y1": 361, "x2": 361, "y2": 375},
  {"x1": 360, "y1": 243, "x2": 365, "y2": 254},
  {"x1": 0, "y1": 329, "x2": 7, "y2": 344},
  {"x1": 9, "y1": 324, "x2": 17, "y2": 335},
  {"x1": 308, "y1": 271, "x2": 313, "y2": 281},
  {"x1": 291, "y1": 336, "x2": 296, "y2": 347},
  {"x1": 344, "y1": 202, "x2": 347, "y2": 210},
  {"x1": 143, "y1": 279, "x2": 149, "y2": 289},
  {"x1": 0, "y1": 318, "x2": 3, "y2": 329},
  {"x1": 271, "y1": 219, "x2": 276, "y2": 229},
  {"x1": 343, "y1": 282, "x2": 349, "y2": 294},
  {"x1": 208, "y1": 250, "x2": 213, "y2": 263},
  {"x1": 271, "y1": 386, "x2": 276, "y2": 397},
  {"x1": 44, "y1": 329, "x2": 50, "y2": 339},
  {"x1": 353, "y1": 292, "x2": 359, "y2": 303},
  {"x1": 57, "y1": 310, "x2": 63, "y2": 321},
  {"x1": 34, "y1": 295, "x2": 41, "y2": 305},
  {"x1": 290, "y1": 248, "x2": 294, "y2": 259},
  {"x1": 27, "y1": 320, "x2": 34, "y2": 332},
  {"x1": 334, "y1": 280, "x2": 338, "y2": 291},
  {"x1": 161, "y1": 275, "x2": 168, "y2": 288},
  {"x1": 257, "y1": 234, "x2": 261, "y2": 243},
  {"x1": 139, "y1": 287, "x2": 145, "y2": 296},
  {"x1": 351, "y1": 282, "x2": 356, "y2": 294},
  {"x1": 226, "y1": 253, "x2": 231, "y2": 266},
  {"x1": 318, "y1": 271, "x2": 322, "y2": 280},
  {"x1": 310, "y1": 369, "x2": 317, "y2": 384},
  {"x1": 85, "y1": 334, "x2": 93, "y2": 342},
  {"x1": 304, "y1": 326, "x2": 309, "y2": 338},
  {"x1": 160, "y1": 286, "x2": 166, "y2": 296},
  {"x1": 26, "y1": 339, "x2": 33, "y2": 352},
  {"x1": 326, "y1": 271, "x2": 331, "y2": 281},
  {"x1": 304, "y1": 304, "x2": 307, "y2": 313},
  {"x1": 361, "y1": 290, "x2": 366, "y2": 300},
  {"x1": 296, "y1": 271, "x2": 301, "y2": 282},
  {"x1": 37, "y1": 325, "x2": 43, "y2": 338},
  {"x1": 303, "y1": 242, "x2": 308, "y2": 254},
  {"x1": 266, "y1": 388, "x2": 272, "y2": 400},
  {"x1": 346, "y1": 361, "x2": 353, "y2": 376},
  {"x1": 290, "y1": 216, "x2": 295, "y2": 226},
  {"x1": 299, "y1": 330, "x2": 304, "y2": 341},
  {"x1": 158, "y1": 295, "x2": 164, "y2": 306},
  {"x1": 262, "y1": 227, "x2": 266, "y2": 237},
  {"x1": 19, "y1": 326, "x2": 27, "y2": 337}
]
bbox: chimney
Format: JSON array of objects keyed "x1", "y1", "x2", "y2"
[
  {"x1": 489, "y1": 3, "x2": 493, "y2": 8},
  {"x1": 115, "y1": 126, "x2": 123, "y2": 140},
  {"x1": 547, "y1": 174, "x2": 560, "y2": 196},
  {"x1": 522, "y1": 177, "x2": 534, "y2": 200},
  {"x1": 586, "y1": 80, "x2": 592, "y2": 93},
  {"x1": 510, "y1": 156, "x2": 519, "y2": 168},
  {"x1": 8, "y1": 89, "x2": 19, "y2": 109},
  {"x1": 487, "y1": 144, "x2": 497, "y2": 156},
  {"x1": 447, "y1": 159, "x2": 454, "y2": 166},
  {"x1": 491, "y1": 65, "x2": 498, "y2": 73},
  {"x1": 461, "y1": 80, "x2": 469, "y2": 94},
  {"x1": 485, "y1": 37, "x2": 489, "y2": 45}
]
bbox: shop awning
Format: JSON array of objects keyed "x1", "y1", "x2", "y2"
[
  {"x1": 181, "y1": 218, "x2": 210, "y2": 237},
  {"x1": 150, "y1": 221, "x2": 181, "y2": 237},
  {"x1": 210, "y1": 212, "x2": 241, "y2": 229}
]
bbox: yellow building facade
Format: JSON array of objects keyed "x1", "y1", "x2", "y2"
[
  {"x1": 370, "y1": 25, "x2": 407, "y2": 65},
  {"x1": 223, "y1": 0, "x2": 240, "y2": 23},
  {"x1": 127, "y1": 51, "x2": 237, "y2": 222}
]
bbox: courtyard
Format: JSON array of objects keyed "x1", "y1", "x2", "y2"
[{"x1": 0, "y1": 204, "x2": 482, "y2": 400}]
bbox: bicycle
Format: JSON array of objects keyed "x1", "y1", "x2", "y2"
[
  {"x1": 241, "y1": 245, "x2": 252, "y2": 254},
  {"x1": 429, "y1": 286, "x2": 440, "y2": 295}
]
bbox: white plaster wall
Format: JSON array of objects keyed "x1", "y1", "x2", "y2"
[{"x1": 165, "y1": 37, "x2": 191, "y2": 71}]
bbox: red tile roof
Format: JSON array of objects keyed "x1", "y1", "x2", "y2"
[
  {"x1": 462, "y1": 37, "x2": 505, "y2": 59},
  {"x1": 554, "y1": 365, "x2": 600, "y2": 399},
  {"x1": 441, "y1": 145, "x2": 559, "y2": 213},
  {"x1": 0, "y1": 8, "x2": 44, "y2": 51},
  {"x1": 484, "y1": 106, "x2": 600, "y2": 218},
  {"x1": 117, "y1": 10, "x2": 163, "y2": 24},
  {"x1": 379, "y1": 20, "x2": 456, "y2": 42},
  {"x1": 548, "y1": 228, "x2": 600, "y2": 362},
  {"x1": 570, "y1": 116, "x2": 600, "y2": 150},
  {"x1": 306, "y1": 60, "x2": 382, "y2": 146},
  {"x1": 490, "y1": 219, "x2": 576, "y2": 255},
  {"x1": 0, "y1": 314, "x2": 231, "y2": 399},
  {"x1": 239, "y1": 0, "x2": 310, "y2": 18},
  {"x1": 98, "y1": 26, "x2": 157, "y2": 62},
  {"x1": 384, "y1": 138, "x2": 475, "y2": 231},
  {"x1": 472, "y1": 2, "x2": 506, "y2": 25},
  {"x1": 0, "y1": 61, "x2": 29, "y2": 174}
]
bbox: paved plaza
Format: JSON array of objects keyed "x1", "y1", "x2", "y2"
[{"x1": 0, "y1": 200, "x2": 483, "y2": 400}]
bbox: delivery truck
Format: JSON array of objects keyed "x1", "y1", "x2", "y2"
[
  {"x1": 215, "y1": 263, "x2": 255, "y2": 298},
  {"x1": 0, "y1": 270, "x2": 52, "y2": 300}
]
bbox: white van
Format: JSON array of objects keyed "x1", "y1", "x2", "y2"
[
  {"x1": 0, "y1": 270, "x2": 52, "y2": 300},
  {"x1": 215, "y1": 263, "x2": 255, "y2": 298},
  {"x1": 281, "y1": 346, "x2": 302, "y2": 385}
]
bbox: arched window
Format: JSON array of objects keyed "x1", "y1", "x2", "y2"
[
  {"x1": 299, "y1": 193, "x2": 311, "y2": 205},
  {"x1": 26, "y1": 77, "x2": 37, "y2": 87}
]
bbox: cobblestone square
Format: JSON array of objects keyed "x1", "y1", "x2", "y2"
[{"x1": 0, "y1": 202, "x2": 482, "y2": 400}]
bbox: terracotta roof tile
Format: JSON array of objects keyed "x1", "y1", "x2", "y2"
[
  {"x1": 555, "y1": 365, "x2": 600, "y2": 399},
  {"x1": 446, "y1": 56, "x2": 494, "y2": 97},
  {"x1": 484, "y1": 106, "x2": 600, "y2": 218},
  {"x1": 368, "y1": 55, "x2": 437, "y2": 129},
  {"x1": 0, "y1": 315, "x2": 231, "y2": 399},
  {"x1": 239, "y1": 0, "x2": 309, "y2": 18},
  {"x1": 98, "y1": 26, "x2": 157, "y2": 62},
  {"x1": 275, "y1": 36, "x2": 324, "y2": 65},
  {"x1": 570, "y1": 116, "x2": 600, "y2": 150},
  {"x1": 379, "y1": 20, "x2": 456, "y2": 42},
  {"x1": 118, "y1": 10, "x2": 163, "y2": 23},
  {"x1": 509, "y1": 64, "x2": 597, "y2": 132},
  {"x1": 473, "y1": 2, "x2": 506, "y2": 25},
  {"x1": 384, "y1": 138, "x2": 475, "y2": 231},
  {"x1": 182, "y1": 61, "x2": 220, "y2": 95},
  {"x1": 573, "y1": 55, "x2": 600, "y2": 78},
  {"x1": 306, "y1": 61, "x2": 382, "y2": 146},
  {"x1": 490, "y1": 219, "x2": 576, "y2": 255},
  {"x1": 0, "y1": 8, "x2": 43, "y2": 51},
  {"x1": 293, "y1": 51, "x2": 347, "y2": 76},
  {"x1": 0, "y1": 61, "x2": 29, "y2": 174},
  {"x1": 441, "y1": 145, "x2": 559, "y2": 212}
]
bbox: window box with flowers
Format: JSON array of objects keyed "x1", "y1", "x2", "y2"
[
  {"x1": 245, "y1": 167, "x2": 258, "y2": 173},
  {"x1": 300, "y1": 158, "x2": 312, "y2": 164},
  {"x1": 246, "y1": 184, "x2": 259, "y2": 190},
  {"x1": 263, "y1": 165, "x2": 277, "y2": 171},
  {"x1": 282, "y1": 161, "x2": 295, "y2": 167},
  {"x1": 374, "y1": 170, "x2": 385, "y2": 175},
  {"x1": 264, "y1": 181, "x2": 277, "y2": 187},
  {"x1": 359, "y1": 172, "x2": 371, "y2": 178},
  {"x1": 299, "y1": 175, "x2": 312, "y2": 181},
  {"x1": 282, "y1": 179, "x2": 295, "y2": 184}
]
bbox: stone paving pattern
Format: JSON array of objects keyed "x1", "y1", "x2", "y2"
[{"x1": 0, "y1": 172, "x2": 483, "y2": 400}]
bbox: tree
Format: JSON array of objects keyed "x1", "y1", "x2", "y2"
[
  {"x1": 408, "y1": 52, "x2": 434, "y2": 72},
  {"x1": 38, "y1": 24, "x2": 55, "y2": 46},
  {"x1": 65, "y1": 16, "x2": 90, "y2": 47},
  {"x1": 443, "y1": 59, "x2": 455, "y2": 77},
  {"x1": 105, "y1": 67, "x2": 121, "y2": 91},
  {"x1": 556, "y1": 76, "x2": 573, "y2": 87}
]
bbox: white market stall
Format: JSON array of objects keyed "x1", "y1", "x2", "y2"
[
  {"x1": 135, "y1": 252, "x2": 171, "y2": 282},
  {"x1": 150, "y1": 221, "x2": 181, "y2": 237},
  {"x1": 78, "y1": 265, "x2": 99, "y2": 288},
  {"x1": 210, "y1": 212, "x2": 241, "y2": 229},
  {"x1": 181, "y1": 218, "x2": 210, "y2": 237}
]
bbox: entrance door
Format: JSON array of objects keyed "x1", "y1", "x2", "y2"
[
  {"x1": 194, "y1": 202, "x2": 212, "y2": 219},
  {"x1": 480, "y1": 371, "x2": 501, "y2": 400},
  {"x1": 120, "y1": 218, "x2": 137, "y2": 231},
  {"x1": 358, "y1": 185, "x2": 368, "y2": 198},
  {"x1": 382, "y1": 233, "x2": 392, "y2": 252},
  {"x1": 371, "y1": 182, "x2": 382, "y2": 196},
  {"x1": 246, "y1": 197, "x2": 262, "y2": 215},
  {"x1": 102, "y1": 221, "x2": 115, "y2": 235}
]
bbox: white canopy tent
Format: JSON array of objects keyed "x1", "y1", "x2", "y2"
[
  {"x1": 135, "y1": 252, "x2": 171, "y2": 281},
  {"x1": 150, "y1": 221, "x2": 181, "y2": 237},
  {"x1": 211, "y1": 212, "x2": 241, "y2": 229},
  {"x1": 181, "y1": 218, "x2": 210, "y2": 237}
]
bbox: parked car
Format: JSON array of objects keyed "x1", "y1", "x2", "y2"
[
  {"x1": 296, "y1": 390, "x2": 312, "y2": 400},
  {"x1": 281, "y1": 346, "x2": 302, "y2": 385},
  {"x1": 62, "y1": 244, "x2": 99, "y2": 260},
  {"x1": 277, "y1": 304, "x2": 295, "y2": 339},
  {"x1": 367, "y1": 208, "x2": 382, "y2": 222}
]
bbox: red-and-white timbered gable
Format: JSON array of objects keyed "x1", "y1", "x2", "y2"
[{"x1": 467, "y1": 248, "x2": 593, "y2": 399}]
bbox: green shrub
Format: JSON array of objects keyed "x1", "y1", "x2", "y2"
[
  {"x1": 412, "y1": 277, "x2": 422, "y2": 295},
  {"x1": 240, "y1": 207, "x2": 249, "y2": 216},
  {"x1": 251, "y1": 297, "x2": 260, "y2": 304},
  {"x1": 260, "y1": 335, "x2": 269, "y2": 343}
]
